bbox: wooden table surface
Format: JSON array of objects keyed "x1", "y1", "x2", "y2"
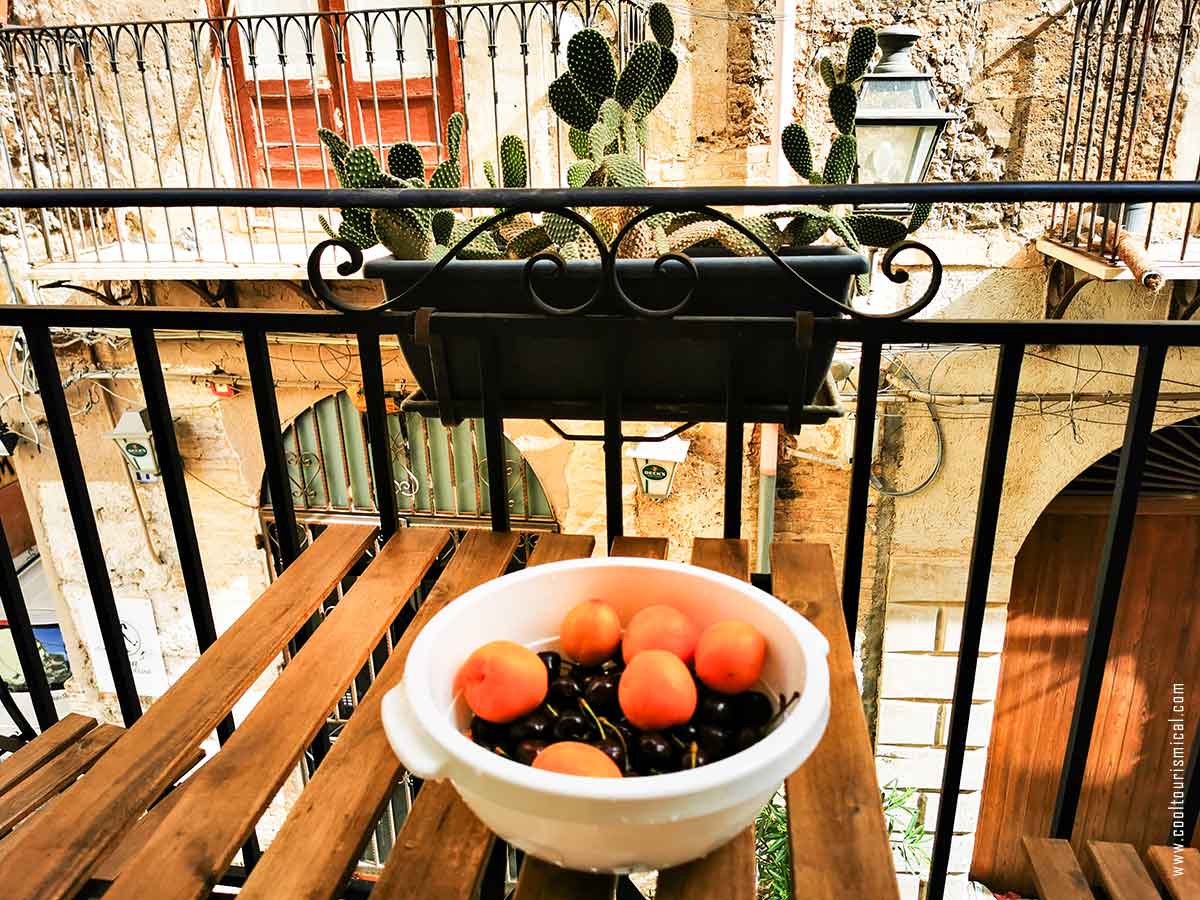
[{"x1": 0, "y1": 527, "x2": 896, "y2": 900}]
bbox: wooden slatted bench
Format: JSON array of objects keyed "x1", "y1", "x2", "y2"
[
  {"x1": 0, "y1": 713, "x2": 202, "y2": 851},
  {"x1": 0, "y1": 534, "x2": 896, "y2": 900},
  {"x1": 1024, "y1": 836, "x2": 1198, "y2": 899}
]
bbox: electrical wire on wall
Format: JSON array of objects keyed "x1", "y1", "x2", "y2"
[{"x1": 869, "y1": 357, "x2": 945, "y2": 497}]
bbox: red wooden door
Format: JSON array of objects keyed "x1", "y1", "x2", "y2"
[
  {"x1": 226, "y1": 0, "x2": 464, "y2": 188},
  {"x1": 971, "y1": 496, "x2": 1200, "y2": 895}
]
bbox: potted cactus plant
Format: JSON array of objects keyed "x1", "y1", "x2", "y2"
[{"x1": 318, "y1": 18, "x2": 924, "y2": 422}]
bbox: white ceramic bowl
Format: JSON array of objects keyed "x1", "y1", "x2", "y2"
[{"x1": 381, "y1": 557, "x2": 831, "y2": 872}]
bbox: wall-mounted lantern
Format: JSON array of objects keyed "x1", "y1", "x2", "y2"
[
  {"x1": 106, "y1": 408, "x2": 160, "y2": 482},
  {"x1": 626, "y1": 433, "x2": 690, "y2": 500},
  {"x1": 854, "y1": 25, "x2": 954, "y2": 217}
]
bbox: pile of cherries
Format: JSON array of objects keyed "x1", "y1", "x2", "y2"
[
  {"x1": 457, "y1": 599, "x2": 796, "y2": 778},
  {"x1": 470, "y1": 648, "x2": 782, "y2": 775}
]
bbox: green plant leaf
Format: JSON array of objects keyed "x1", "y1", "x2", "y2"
[
  {"x1": 630, "y1": 46, "x2": 677, "y2": 120},
  {"x1": 430, "y1": 158, "x2": 461, "y2": 189},
  {"x1": 844, "y1": 27, "x2": 878, "y2": 83},
  {"x1": 601, "y1": 153, "x2": 647, "y2": 187},
  {"x1": 566, "y1": 28, "x2": 618, "y2": 102},
  {"x1": 828, "y1": 83, "x2": 858, "y2": 134},
  {"x1": 549, "y1": 72, "x2": 600, "y2": 130},
  {"x1": 387, "y1": 141, "x2": 425, "y2": 180},
  {"x1": 499, "y1": 134, "x2": 528, "y2": 188},
  {"x1": 648, "y1": 1, "x2": 674, "y2": 46},
  {"x1": 846, "y1": 212, "x2": 908, "y2": 248},
  {"x1": 614, "y1": 41, "x2": 663, "y2": 110},
  {"x1": 589, "y1": 121, "x2": 618, "y2": 161},
  {"x1": 819, "y1": 55, "x2": 837, "y2": 89},
  {"x1": 781, "y1": 123, "x2": 813, "y2": 179},
  {"x1": 567, "y1": 158, "x2": 598, "y2": 188},
  {"x1": 568, "y1": 126, "x2": 591, "y2": 159},
  {"x1": 908, "y1": 201, "x2": 933, "y2": 232},
  {"x1": 445, "y1": 111, "x2": 465, "y2": 161},
  {"x1": 823, "y1": 133, "x2": 857, "y2": 185}
]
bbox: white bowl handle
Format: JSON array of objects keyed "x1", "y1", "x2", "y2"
[{"x1": 381, "y1": 685, "x2": 450, "y2": 780}]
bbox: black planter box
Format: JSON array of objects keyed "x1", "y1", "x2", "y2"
[{"x1": 365, "y1": 246, "x2": 866, "y2": 424}]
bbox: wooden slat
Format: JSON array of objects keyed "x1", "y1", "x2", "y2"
[
  {"x1": 1022, "y1": 837, "x2": 1096, "y2": 900},
  {"x1": 609, "y1": 536, "x2": 669, "y2": 559},
  {"x1": 374, "y1": 780, "x2": 495, "y2": 900},
  {"x1": 0, "y1": 714, "x2": 96, "y2": 799},
  {"x1": 773, "y1": 542, "x2": 900, "y2": 900},
  {"x1": 238, "y1": 530, "x2": 519, "y2": 900},
  {"x1": 1147, "y1": 845, "x2": 1200, "y2": 899},
  {"x1": 0, "y1": 724, "x2": 123, "y2": 838},
  {"x1": 530, "y1": 533, "x2": 596, "y2": 564},
  {"x1": 89, "y1": 781, "x2": 189, "y2": 883},
  {"x1": 375, "y1": 533, "x2": 601, "y2": 900},
  {"x1": 104, "y1": 527, "x2": 445, "y2": 900},
  {"x1": 1086, "y1": 841, "x2": 1161, "y2": 900},
  {"x1": 0, "y1": 523, "x2": 377, "y2": 900},
  {"x1": 85, "y1": 744, "x2": 207, "y2": 883},
  {"x1": 656, "y1": 538, "x2": 754, "y2": 900},
  {"x1": 510, "y1": 533, "x2": 667, "y2": 900},
  {"x1": 513, "y1": 862, "x2": 615, "y2": 900}
]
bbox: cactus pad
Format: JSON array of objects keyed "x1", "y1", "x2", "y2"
[
  {"x1": 823, "y1": 133, "x2": 857, "y2": 184},
  {"x1": 499, "y1": 134, "x2": 528, "y2": 188},
  {"x1": 549, "y1": 72, "x2": 599, "y2": 130},
  {"x1": 819, "y1": 56, "x2": 837, "y2": 89},
  {"x1": 430, "y1": 158, "x2": 461, "y2": 189},
  {"x1": 387, "y1": 142, "x2": 425, "y2": 180},
  {"x1": 432, "y1": 209, "x2": 455, "y2": 245},
  {"x1": 445, "y1": 112, "x2": 465, "y2": 160},
  {"x1": 568, "y1": 126, "x2": 591, "y2": 159},
  {"x1": 373, "y1": 208, "x2": 433, "y2": 260},
  {"x1": 567, "y1": 29, "x2": 618, "y2": 103},
  {"x1": 483, "y1": 160, "x2": 497, "y2": 188},
  {"x1": 543, "y1": 212, "x2": 580, "y2": 246},
  {"x1": 589, "y1": 120, "x2": 618, "y2": 160},
  {"x1": 567, "y1": 158, "x2": 598, "y2": 188},
  {"x1": 781, "y1": 123, "x2": 813, "y2": 178},
  {"x1": 908, "y1": 201, "x2": 933, "y2": 232},
  {"x1": 786, "y1": 213, "x2": 829, "y2": 246},
  {"x1": 630, "y1": 46, "x2": 677, "y2": 120},
  {"x1": 843, "y1": 27, "x2": 877, "y2": 83},
  {"x1": 602, "y1": 153, "x2": 647, "y2": 187},
  {"x1": 614, "y1": 41, "x2": 662, "y2": 110},
  {"x1": 828, "y1": 83, "x2": 858, "y2": 134},
  {"x1": 845, "y1": 212, "x2": 908, "y2": 248},
  {"x1": 648, "y1": 2, "x2": 674, "y2": 46}
]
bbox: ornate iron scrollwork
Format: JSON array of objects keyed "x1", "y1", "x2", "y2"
[{"x1": 306, "y1": 203, "x2": 943, "y2": 321}]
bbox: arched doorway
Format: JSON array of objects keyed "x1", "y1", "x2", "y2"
[{"x1": 971, "y1": 418, "x2": 1200, "y2": 894}]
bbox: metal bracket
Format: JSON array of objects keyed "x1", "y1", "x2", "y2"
[
  {"x1": 1045, "y1": 259, "x2": 1096, "y2": 319},
  {"x1": 786, "y1": 311, "x2": 815, "y2": 434},
  {"x1": 413, "y1": 307, "x2": 459, "y2": 426}
]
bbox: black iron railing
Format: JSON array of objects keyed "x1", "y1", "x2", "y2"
[
  {"x1": 0, "y1": 0, "x2": 642, "y2": 271},
  {"x1": 0, "y1": 182, "x2": 1197, "y2": 900},
  {"x1": 1049, "y1": 0, "x2": 1200, "y2": 263}
]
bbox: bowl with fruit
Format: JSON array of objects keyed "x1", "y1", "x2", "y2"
[{"x1": 380, "y1": 557, "x2": 830, "y2": 872}]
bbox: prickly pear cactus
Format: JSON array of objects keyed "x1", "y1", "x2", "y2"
[
  {"x1": 777, "y1": 25, "x2": 933, "y2": 278},
  {"x1": 548, "y1": 2, "x2": 677, "y2": 160}
]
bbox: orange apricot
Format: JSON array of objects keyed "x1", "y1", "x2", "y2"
[
  {"x1": 618, "y1": 649, "x2": 697, "y2": 730},
  {"x1": 694, "y1": 620, "x2": 767, "y2": 695},
  {"x1": 458, "y1": 640, "x2": 548, "y2": 723},
  {"x1": 560, "y1": 598, "x2": 622, "y2": 665},
  {"x1": 622, "y1": 604, "x2": 699, "y2": 664},
  {"x1": 532, "y1": 741, "x2": 623, "y2": 778}
]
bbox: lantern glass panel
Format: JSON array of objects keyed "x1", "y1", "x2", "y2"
[{"x1": 857, "y1": 122, "x2": 939, "y2": 185}]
